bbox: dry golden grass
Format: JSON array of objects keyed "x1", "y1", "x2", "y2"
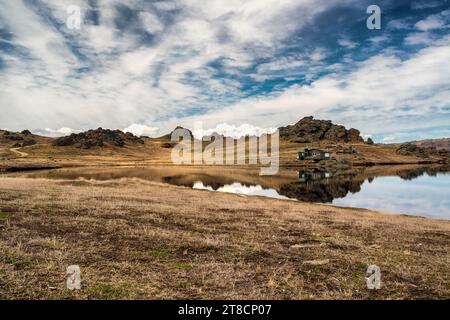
[
  {"x1": 1, "y1": 136, "x2": 444, "y2": 174},
  {"x1": 0, "y1": 177, "x2": 449, "y2": 300}
]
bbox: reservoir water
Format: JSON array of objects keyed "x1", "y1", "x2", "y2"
[{"x1": 7, "y1": 165, "x2": 450, "y2": 219}]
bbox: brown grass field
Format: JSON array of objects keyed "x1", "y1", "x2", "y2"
[
  {"x1": 1, "y1": 136, "x2": 445, "y2": 173},
  {"x1": 0, "y1": 176, "x2": 449, "y2": 300}
]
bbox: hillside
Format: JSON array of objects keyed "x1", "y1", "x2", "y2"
[
  {"x1": 0, "y1": 118, "x2": 448, "y2": 171},
  {"x1": 279, "y1": 116, "x2": 364, "y2": 143},
  {"x1": 0, "y1": 129, "x2": 53, "y2": 148},
  {"x1": 409, "y1": 138, "x2": 450, "y2": 151},
  {"x1": 53, "y1": 128, "x2": 144, "y2": 149},
  {"x1": 0, "y1": 130, "x2": 55, "y2": 167}
]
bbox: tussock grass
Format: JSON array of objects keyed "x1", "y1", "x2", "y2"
[
  {"x1": 0, "y1": 212, "x2": 9, "y2": 220},
  {"x1": 0, "y1": 177, "x2": 449, "y2": 300}
]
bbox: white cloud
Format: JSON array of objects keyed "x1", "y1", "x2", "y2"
[
  {"x1": 43, "y1": 127, "x2": 81, "y2": 136},
  {"x1": 0, "y1": 0, "x2": 343, "y2": 132},
  {"x1": 369, "y1": 36, "x2": 388, "y2": 44},
  {"x1": 338, "y1": 38, "x2": 357, "y2": 49},
  {"x1": 193, "y1": 123, "x2": 277, "y2": 139},
  {"x1": 415, "y1": 15, "x2": 446, "y2": 31},
  {"x1": 387, "y1": 19, "x2": 411, "y2": 30},
  {"x1": 123, "y1": 124, "x2": 160, "y2": 137},
  {"x1": 139, "y1": 11, "x2": 164, "y2": 34},
  {"x1": 174, "y1": 37, "x2": 450, "y2": 137},
  {"x1": 405, "y1": 32, "x2": 433, "y2": 45},
  {"x1": 0, "y1": 0, "x2": 448, "y2": 142},
  {"x1": 411, "y1": 1, "x2": 445, "y2": 10},
  {"x1": 310, "y1": 48, "x2": 327, "y2": 62}
]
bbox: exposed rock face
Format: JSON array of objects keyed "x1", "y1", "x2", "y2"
[
  {"x1": 3, "y1": 132, "x2": 24, "y2": 141},
  {"x1": 396, "y1": 143, "x2": 449, "y2": 159},
  {"x1": 21, "y1": 130, "x2": 32, "y2": 136},
  {"x1": 409, "y1": 138, "x2": 450, "y2": 151},
  {"x1": 348, "y1": 128, "x2": 363, "y2": 142},
  {"x1": 279, "y1": 116, "x2": 364, "y2": 143},
  {"x1": 53, "y1": 128, "x2": 144, "y2": 149},
  {"x1": 160, "y1": 126, "x2": 193, "y2": 140},
  {"x1": 396, "y1": 143, "x2": 429, "y2": 158},
  {"x1": 0, "y1": 130, "x2": 38, "y2": 147}
]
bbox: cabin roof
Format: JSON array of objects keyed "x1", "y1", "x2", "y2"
[{"x1": 298, "y1": 148, "x2": 328, "y2": 153}]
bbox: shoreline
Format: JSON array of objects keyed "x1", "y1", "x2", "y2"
[
  {"x1": 0, "y1": 158, "x2": 447, "y2": 172},
  {"x1": 2, "y1": 162, "x2": 448, "y2": 221},
  {"x1": 0, "y1": 176, "x2": 449, "y2": 299}
]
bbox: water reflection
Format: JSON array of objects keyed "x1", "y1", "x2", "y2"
[
  {"x1": 165, "y1": 165, "x2": 450, "y2": 218},
  {"x1": 332, "y1": 174, "x2": 450, "y2": 219},
  {"x1": 164, "y1": 166, "x2": 450, "y2": 219},
  {"x1": 193, "y1": 182, "x2": 291, "y2": 200},
  {"x1": 6, "y1": 164, "x2": 450, "y2": 219}
]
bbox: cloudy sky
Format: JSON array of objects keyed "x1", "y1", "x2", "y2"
[{"x1": 0, "y1": 0, "x2": 449, "y2": 142}]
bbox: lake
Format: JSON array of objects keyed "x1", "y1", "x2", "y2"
[{"x1": 6, "y1": 164, "x2": 450, "y2": 219}]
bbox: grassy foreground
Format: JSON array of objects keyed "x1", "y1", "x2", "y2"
[{"x1": 0, "y1": 177, "x2": 449, "y2": 299}]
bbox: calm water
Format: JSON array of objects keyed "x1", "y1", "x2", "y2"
[
  {"x1": 7, "y1": 165, "x2": 450, "y2": 219},
  {"x1": 331, "y1": 174, "x2": 450, "y2": 219},
  {"x1": 191, "y1": 172, "x2": 450, "y2": 219}
]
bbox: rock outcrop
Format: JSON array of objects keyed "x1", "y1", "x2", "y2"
[
  {"x1": 279, "y1": 116, "x2": 364, "y2": 143},
  {"x1": 396, "y1": 143, "x2": 449, "y2": 159},
  {"x1": 53, "y1": 128, "x2": 144, "y2": 149},
  {"x1": 409, "y1": 138, "x2": 450, "y2": 151},
  {"x1": 161, "y1": 126, "x2": 193, "y2": 140},
  {"x1": 1, "y1": 130, "x2": 39, "y2": 148}
]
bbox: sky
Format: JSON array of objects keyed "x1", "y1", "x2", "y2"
[{"x1": 0, "y1": 0, "x2": 449, "y2": 142}]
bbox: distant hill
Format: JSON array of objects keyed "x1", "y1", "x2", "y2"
[
  {"x1": 0, "y1": 129, "x2": 53, "y2": 148},
  {"x1": 395, "y1": 142, "x2": 448, "y2": 159},
  {"x1": 279, "y1": 116, "x2": 365, "y2": 143},
  {"x1": 408, "y1": 138, "x2": 450, "y2": 151},
  {"x1": 158, "y1": 126, "x2": 193, "y2": 140},
  {"x1": 53, "y1": 128, "x2": 144, "y2": 149}
]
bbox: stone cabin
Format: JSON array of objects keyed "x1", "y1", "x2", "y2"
[{"x1": 297, "y1": 148, "x2": 332, "y2": 161}]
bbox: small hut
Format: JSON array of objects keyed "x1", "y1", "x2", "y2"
[{"x1": 297, "y1": 148, "x2": 331, "y2": 161}]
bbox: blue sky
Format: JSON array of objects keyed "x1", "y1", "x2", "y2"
[{"x1": 0, "y1": 0, "x2": 449, "y2": 142}]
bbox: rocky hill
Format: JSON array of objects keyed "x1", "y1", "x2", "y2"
[
  {"x1": 279, "y1": 116, "x2": 364, "y2": 143},
  {"x1": 53, "y1": 128, "x2": 144, "y2": 149},
  {"x1": 159, "y1": 126, "x2": 193, "y2": 140},
  {"x1": 409, "y1": 138, "x2": 450, "y2": 151},
  {"x1": 0, "y1": 129, "x2": 50, "y2": 148},
  {"x1": 396, "y1": 143, "x2": 449, "y2": 159}
]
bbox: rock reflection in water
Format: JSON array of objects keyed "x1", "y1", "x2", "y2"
[
  {"x1": 279, "y1": 169, "x2": 364, "y2": 203},
  {"x1": 161, "y1": 165, "x2": 449, "y2": 218},
  {"x1": 7, "y1": 163, "x2": 449, "y2": 218}
]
